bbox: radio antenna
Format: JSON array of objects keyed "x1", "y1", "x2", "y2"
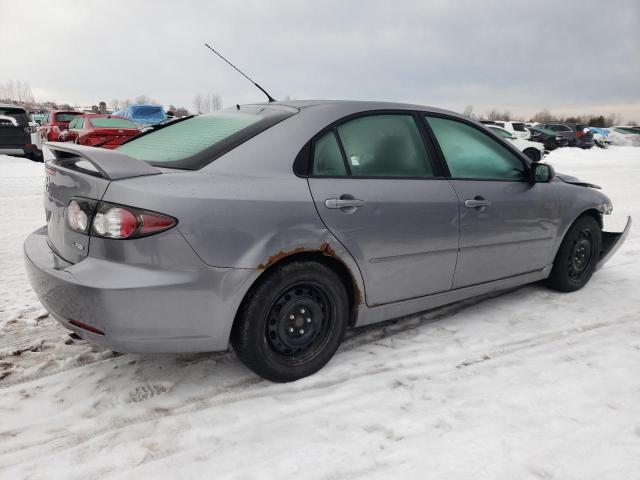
[{"x1": 204, "y1": 43, "x2": 276, "y2": 103}]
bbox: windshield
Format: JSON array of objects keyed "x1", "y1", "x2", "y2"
[
  {"x1": 489, "y1": 126, "x2": 513, "y2": 139},
  {"x1": 55, "y1": 112, "x2": 82, "y2": 122},
  {"x1": 90, "y1": 118, "x2": 138, "y2": 129},
  {"x1": 116, "y1": 107, "x2": 295, "y2": 169}
]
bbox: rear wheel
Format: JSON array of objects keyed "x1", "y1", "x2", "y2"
[
  {"x1": 523, "y1": 148, "x2": 540, "y2": 162},
  {"x1": 547, "y1": 216, "x2": 601, "y2": 292},
  {"x1": 231, "y1": 260, "x2": 349, "y2": 382}
]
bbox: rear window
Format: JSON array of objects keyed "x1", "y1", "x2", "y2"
[
  {"x1": 0, "y1": 107, "x2": 29, "y2": 126},
  {"x1": 89, "y1": 118, "x2": 137, "y2": 129},
  {"x1": 512, "y1": 122, "x2": 526, "y2": 131},
  {"x1": 116, "y1": 107, "x2": 294, "y2": 169},
  {"x1": 55, "y1": 112, "x2": 82, "y2": 122}
]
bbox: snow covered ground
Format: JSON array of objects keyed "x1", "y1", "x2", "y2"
[{"x1": 0, "y1": 147, "x2": 639, "y2": 479}]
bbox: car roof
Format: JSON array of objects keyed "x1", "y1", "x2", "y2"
[
  {"x1": 242, "y1": 99, "x2": 469, "y2": 121},
  {"x1": 0, "y1": 103, "x2": 27, "y2": 112}
]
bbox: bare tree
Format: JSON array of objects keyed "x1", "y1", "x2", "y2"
[
  {"x1": 462, "y1": 105, "x2": 475, "y2": 119},
  {"x1": 111, "y1": 99, "x2": 121, "y2": 111},
  {"x1": 531, "y1": 108, "x2": 554, "y2": 123},
  {"x1": 194, "y1": 93, "x2": 222, "y2": 114},
  {"x1": 604, "y1": 112, "x2": 623, "y2": 127},
  {"x1": 193, "y1": 94, "x2": 203, "y2": 114},
  {"x1": 486, "y1": 109, "x2": 510, "y2": 121},
  {"x1": 134, "y1": 94, "x2": 157, "y2": 105}
]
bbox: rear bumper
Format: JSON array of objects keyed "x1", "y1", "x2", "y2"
[
  {"x1": 24, "y1": 226, "x2": 259, "y2": 353},
  {"x1": 597, "y1": 216, "x2": 632, "y2": 271}
]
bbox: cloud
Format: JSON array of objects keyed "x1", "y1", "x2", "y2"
[{"x1": 1, "y1": 0, "x2": 638, "y2": 120}]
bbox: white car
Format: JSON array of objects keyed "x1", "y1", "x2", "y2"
[
  {"x1": 482, "y1": 120, "x2": 531, "y2": 140},
  {"x1": 608, "y1": 127, "x2": 640, "y2": 146},
  {"x1": 487, "y1": 125, "x2": 546, "y2": 161}
]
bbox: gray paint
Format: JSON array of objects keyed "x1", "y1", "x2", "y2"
[{"x1": 24, "y1": 100, "x2": 629, "y2": 354}]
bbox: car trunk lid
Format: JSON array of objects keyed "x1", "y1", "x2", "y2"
[{"x1": 44, "y1": 142, "x2": 162, "y2": 263}]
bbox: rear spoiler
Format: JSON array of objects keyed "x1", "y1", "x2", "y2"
[{"x1": 44, "y1": 142, "x2": 161, "y2": 180}]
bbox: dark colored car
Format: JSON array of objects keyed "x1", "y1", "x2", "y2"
[
  {"x1": 0, "y1": 104, "x2": 43, "y2": 161},
  {"x1": 538, "y1": 123, "x2": 594, "y2": 149},
  {"x1": 527, "y1": 126, "x2": 570, "y2": 150},
  {"x1": 41, "y1": 110, "x2": 83, "y2": 141},
  {"x1": 58, "y1": 114, "x2": 140, "y2": 149}
]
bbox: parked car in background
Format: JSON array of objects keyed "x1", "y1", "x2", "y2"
[
  {"x1": 111, "y1": 104, "x2": 166, "y2": 127},
  {"x1": 527, "y1": 125, "x2": 570, "y2": 150},
  {"x1": 41, "y1": 110, "x2": 83, "y2": 141},
  {"x1": 537, "y1": 123, "x2": 594, "y2": 149},
  {"x1": 487, "y1": 125, "x2": 546, "y2": 161},
  {"x1": 589, "y1": 127, "x2": 612, "y2": 149},
  {"x1": 0, "y1": 104, "x2": 43, "y2": 161},
  {"x1": 480, "y1": 120, "x2": 530, "y2": 139},
  {"x1": 58, "y1": 114, "x2": 140, "y2": 149},
  {"x1": 609, "y1": 126, "x2": 640, "y2": 146},
  {"x1": 30, "y1": 112, "x2": 46, "y2": 125},
  {"x1": 25, "y1": 100, "x2": 630, "y2": 382}
]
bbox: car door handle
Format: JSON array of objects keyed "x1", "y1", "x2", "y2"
[
  {"x1": 325, "y1": 197, "x2": 366, "y2": 209},
  {"x1": 464, "y1": 198, "x2": 492, "y2": 208}
]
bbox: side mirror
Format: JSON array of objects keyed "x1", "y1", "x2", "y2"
[{"x1": 531, "y1": 162, "x2": 555, "y2": 183}]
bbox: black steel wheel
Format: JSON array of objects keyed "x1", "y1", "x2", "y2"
[
  {"x1": 232, "y1": 260, "x2": 349, "y2": 382},
  {"x1": 547, "y1": 215, "x2": 601, "y2": 292}
]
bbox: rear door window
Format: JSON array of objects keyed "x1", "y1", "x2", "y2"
[
  {"x1": 312, "y1": 131, "x2": 347, "y2": 176},
  {"x1": 334, "y1": 114, "x2": 434, "y2": 177}
]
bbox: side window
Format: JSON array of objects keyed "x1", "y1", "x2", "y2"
[
  {"x1": 69, "y1": 118, "x2": 78, "y2": 128},
  {"x1": 335, "y1": 114, "x2": 434, "y2": 177},
  {"x1": 76, "y1": 119, "x2": 84, "y2": 129},
  {"x1": 426, "y1": 116, "x2": 525, "y2": 181},
  {"x1": 312, "y1": 131, "x2": 347, "y2": 176}
]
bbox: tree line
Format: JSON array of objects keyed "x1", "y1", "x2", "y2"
[{"x1": 463, "y1": 105, "x2": 636, "y2": 127}]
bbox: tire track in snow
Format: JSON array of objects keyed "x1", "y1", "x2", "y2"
[{"x1": 0, "y1": 314, "x2": 634, "y2": 466}]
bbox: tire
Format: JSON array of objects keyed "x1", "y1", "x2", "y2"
[
  {"x1": 547, "y1": 216, "x2": 601, "y2": 292},
  {"x1": 29, "y1": 151, "x2": 44, "y2": 162},
  {"x1": 231, "y1": 260, "x2": 349, "y2": 382},
  {"x1": 523, "y1": 148, "x2": 540, "y2": 162}
]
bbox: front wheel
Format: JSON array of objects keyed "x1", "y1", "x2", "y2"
[
  {"x1": 547, "y1": 216, "x2": 601, "y2": 292},
  {"x1": 231, "y1": 260, "x2": 349, "y2": 382}
]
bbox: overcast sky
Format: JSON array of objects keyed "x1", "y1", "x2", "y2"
[{"x1": 1, "y1": 0, "x2": 639, "y2": 120}]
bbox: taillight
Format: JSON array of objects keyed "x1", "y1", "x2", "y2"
[
  {"x1": 93, "y1": 207, "x2": 138, "y2": 238},
  {"x1": 66, "y1": 199, "x2": 177, "y2": 239},
  {"x1": 91, "y1": 202, "x2": 177, "y2": 239},
  {"x1": 66, "y1": 199, "x2": 97, "y2": 234},
  {"x1": 576, "y1": 131, "x2": 585, "y2": 138}
]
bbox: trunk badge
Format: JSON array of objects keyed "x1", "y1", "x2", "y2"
[{"x1": 73, "y1": 241, "x2": 85, "y2": 251}]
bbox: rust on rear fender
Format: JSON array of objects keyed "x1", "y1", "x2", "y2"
[{"x1": 257, "y1": 243, "x2": 361, "y2": 305}]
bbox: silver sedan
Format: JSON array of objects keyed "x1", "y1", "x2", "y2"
[{"x1": 24, "y1": 100, "x2": 631, "y2": 382}]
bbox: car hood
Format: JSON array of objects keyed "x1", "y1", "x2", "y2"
[{"x1": 556, "y1": 172, "x2": 601, "y2": 189}]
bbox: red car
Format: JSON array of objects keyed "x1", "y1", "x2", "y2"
[
  {"x1": 58, "y1": 114, "x2": 140, "y2": 149},
  {"x1": 40, "y1": 110, "x2": 83, "y2": 141}
]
